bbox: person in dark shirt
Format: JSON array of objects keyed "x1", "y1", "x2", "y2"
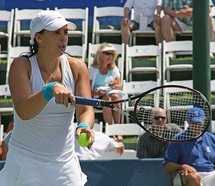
[{"x1": 136, "y1": 107, "x2": 182, "y2": 158}]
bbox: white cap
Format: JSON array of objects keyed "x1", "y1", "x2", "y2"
[
  {"x1": 101, "y1": 45, "x2": 116, "y2": 52},
  {"x1": 30, "y1": 10, "x2": 76, "y2": 45}
]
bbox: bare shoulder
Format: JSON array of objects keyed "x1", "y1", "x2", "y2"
[
  {"x1": 11, "y1": 56, "x2": 30, "y2": 69},
  {"x1": 67, "y1": 55, "x2": 87, "y2": 69},
  {"x1": 66, "y1": 55, "x2": 88, "y2": 81},
  {"x1": 9, "y1": 56, "x2": 31, "y2": 82}
]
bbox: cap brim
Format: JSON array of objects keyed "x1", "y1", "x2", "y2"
[
  {"x1": 45, "y1": 18, "x2": 76, "y2": 31},
  {"x1": 189, "y1": 117, "x2": 204, "y2": 123},
  {"x1": 101, "y1": 46, "x2": 116, "y2": 52},
  {"x1": 67, "y1": 22, "x2": 77, "y2": 30}
]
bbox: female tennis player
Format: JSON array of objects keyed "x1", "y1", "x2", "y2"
[{"x1": 0, "y1": 10, "x2": 94, "y2": 185}]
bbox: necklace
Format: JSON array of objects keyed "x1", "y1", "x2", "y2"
[{"x1": 37, "y1": 55, "x2": 58, "y2": 81}]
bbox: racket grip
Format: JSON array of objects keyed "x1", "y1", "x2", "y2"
[{"x1": 75, "y1": 96, "x2": 100, "y2": 107}]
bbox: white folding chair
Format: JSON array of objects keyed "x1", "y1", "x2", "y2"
[
  {"x1": 0, "y1": 9, "x2": 14, "y2": 58},
  {"x1": 105, "y1": 122, "x2": 144, "y2": 137},
  {"x1": 13, "y1": 8, "x2": 48, "y2": 46},
  {"x1": 99, "y1": 149, "x2": 138, "y2": 159},
  {"x1": 65, "y1": 44, "x2": 87, "y2": 62},
  {"x1": 163, "y1": 80, "x2": 193, "y2": 88},
  {"x1": 162, "y1": 40, "x2": 193, "y2": 83},
  {"x1": 92, "y1": 6, "x2": 124, "y2": 44},
  {"x1": 104, "y1": 122, "x2": 143, "y2": 159},
  {"x1": 0, "y1": 84, "x2": 13, "y2": 126},
  {"x1": 55, "y1": 7, "x2": 89, "y2": 46},
  {"x1": 93, "y1": 121, "x2": 104, "y2": 132},
  {"x1": 163, "y1": 80, "x2": 193, "y2": 127},
  {"x1": 122, "y1": 80, "x2": 160, "y2": 123},
  {"x1": 88, "y1": 43, "x2": 125, "y2": 85},
  {"x1": 6, "y1": 46, "x2": 30, "y2": 84},
  {"x1": 125, "y1": 44, "x2": 162, "y2": 82}
]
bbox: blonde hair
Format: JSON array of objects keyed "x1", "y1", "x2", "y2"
[{"x1": 91, "y1": 43, "x2": 118, "y2": 69}]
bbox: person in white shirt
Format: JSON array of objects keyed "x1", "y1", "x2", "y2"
[
  {"x1": 75, "y1": 130, "x2": 124, "y2": 160},
  {"x1": 121, "y1": 0, "x2": 162, "y2": 45}
]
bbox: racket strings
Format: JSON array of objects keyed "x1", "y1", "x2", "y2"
[{"x1": 135, "y1": 87, "x2": 210, "y2": 141}]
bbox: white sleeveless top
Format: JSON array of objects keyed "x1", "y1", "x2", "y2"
[{"x1": 10, "y1": 54, "x2": 76, "y2": 162}]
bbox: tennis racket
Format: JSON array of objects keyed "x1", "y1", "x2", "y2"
[{"x1": 74, "y1": 85, "x2": 211, "y2": 142}]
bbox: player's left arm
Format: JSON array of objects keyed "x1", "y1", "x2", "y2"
[{"x1": 68, "y1": 56, "x2": 95, "y2": 128}]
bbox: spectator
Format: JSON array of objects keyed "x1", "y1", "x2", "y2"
[
  {"x1": 163, "y1": 107, "x2": 215, "y2": 186},
  {"x1": 88, "y1": 43, "x2": 123, "y2": 142},
  {"x1": 0, "y1": 119, "x2": 14, "y2": 161},
  {"x1": 0, "y1": 10, "x2": 95, "y2": 186},
  {"x1": 121, "y1": 0, "x2": 162, "y2": 45},
  {"x1": 75, "y1": 130, "x2": 124, "y2": 160},
  {"x1": 136, "y1": 107, "x2": 182, "y2": 158},
  {"x1": 1, "y1": 131, "x2": 11, "y2": 160},
  {"x1": 161, "y1": 0, "x2": 215, "y2": 42},
  {"x1": 6, "y1": 117, "x2": 14, "y2": 134}
]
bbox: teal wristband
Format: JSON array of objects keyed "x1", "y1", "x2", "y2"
[
  {"x1": 76, "y1": 122, "x2": 90, "y2": 130},
  {"x1": 42, "y1": 81, "x2": 58, "y2": 101}
]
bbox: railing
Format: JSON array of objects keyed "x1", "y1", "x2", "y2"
[{"x1": 0, "y1": 158, "x2": 169, "y2": 186}]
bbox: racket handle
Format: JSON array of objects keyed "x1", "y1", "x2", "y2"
[{"x1": 75, "y1": 96, "x2": 100, "y2": 107}]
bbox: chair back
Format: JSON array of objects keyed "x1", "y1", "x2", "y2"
[
  {"x1": 125, "y1": 44, "x2": 161, "y2": 81},
  {"x1": 13, "y1": 8, "x2": 48, "y2": 46},
  {"x1": 162, "y1": 40, "x2": 193, "y2": 82},
  {"x1": 105, "y1": 123, "x2": 144, "y2": 136},
  {"x1": 55, "y1": 7, "x2": 89, "y2": 45},
  {"x1": 92, "y1": 6, "x2": 124, "y2": 44},
  {"x1": 65, "y1": 44, "x2": 87, "y2": 62},
  {"x1": 0, "y1": 9, "x2": 14, "y2": 56},
  {"x1": 6, "y1": 46, "x2": 30, "y2": 84}
]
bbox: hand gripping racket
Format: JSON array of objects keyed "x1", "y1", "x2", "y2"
[{"x1": 75, "y1": 85, "x2": 211, "y2": 142}]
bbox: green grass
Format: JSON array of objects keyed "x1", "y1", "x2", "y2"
[
  {"x1": 0, "y1": 98, "x2": 13, "y2": 107},
  {"x1": 123, "y1": 136, "x2": 139, "y2": 150},
  {"x1": 123, "y1": 136, "x2": 138, "y2": 143}
]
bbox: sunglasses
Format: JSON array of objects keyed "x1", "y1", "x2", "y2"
[
  {"x1": 102, "y1": 51, "x2": 114, "y2": 56},
  {"x1": 154, "y1": 116, "x2": 167, "y2": 120}
]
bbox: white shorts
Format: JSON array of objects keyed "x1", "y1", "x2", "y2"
[
  {"x1": 199, "y1": 171, "x2": 215, "y2": 186},
  {"x1": 0, "y1": 148, "x2": 87, "y2": 186},
  {"x1": 175, "y1": 18, "x2": 192, "y2": 32}
]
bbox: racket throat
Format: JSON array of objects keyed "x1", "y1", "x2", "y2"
[{"x1": 113, "y1": 107, "x2": 129, "y2": 117}]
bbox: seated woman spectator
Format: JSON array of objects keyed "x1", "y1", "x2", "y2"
[{"x1": 88, "y1": 43, "x2": 123, "y2": 142}]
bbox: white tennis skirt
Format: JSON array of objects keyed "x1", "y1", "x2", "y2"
[{"x1": 0, "y1": 147, "x2": 87, "y2": 186}]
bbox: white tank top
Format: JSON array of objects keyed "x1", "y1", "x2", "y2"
[{"x1": 10, "y1": 54, "x2": 76, "y2": 162}]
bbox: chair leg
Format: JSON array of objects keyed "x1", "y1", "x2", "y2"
[
  {"x1": 179, "y1": 174, "x2": 186, "y2": 186},
  {"x1": 169, "y1": 172, "x2": 185, "y2": 186},
  {"x1": 169, "y1": 173, "x2": 174, "y2": 186}
]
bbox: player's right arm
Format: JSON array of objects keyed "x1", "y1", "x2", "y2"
[{"x1": 9, "y1": 57, "x2": 48, "y2": 120}]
